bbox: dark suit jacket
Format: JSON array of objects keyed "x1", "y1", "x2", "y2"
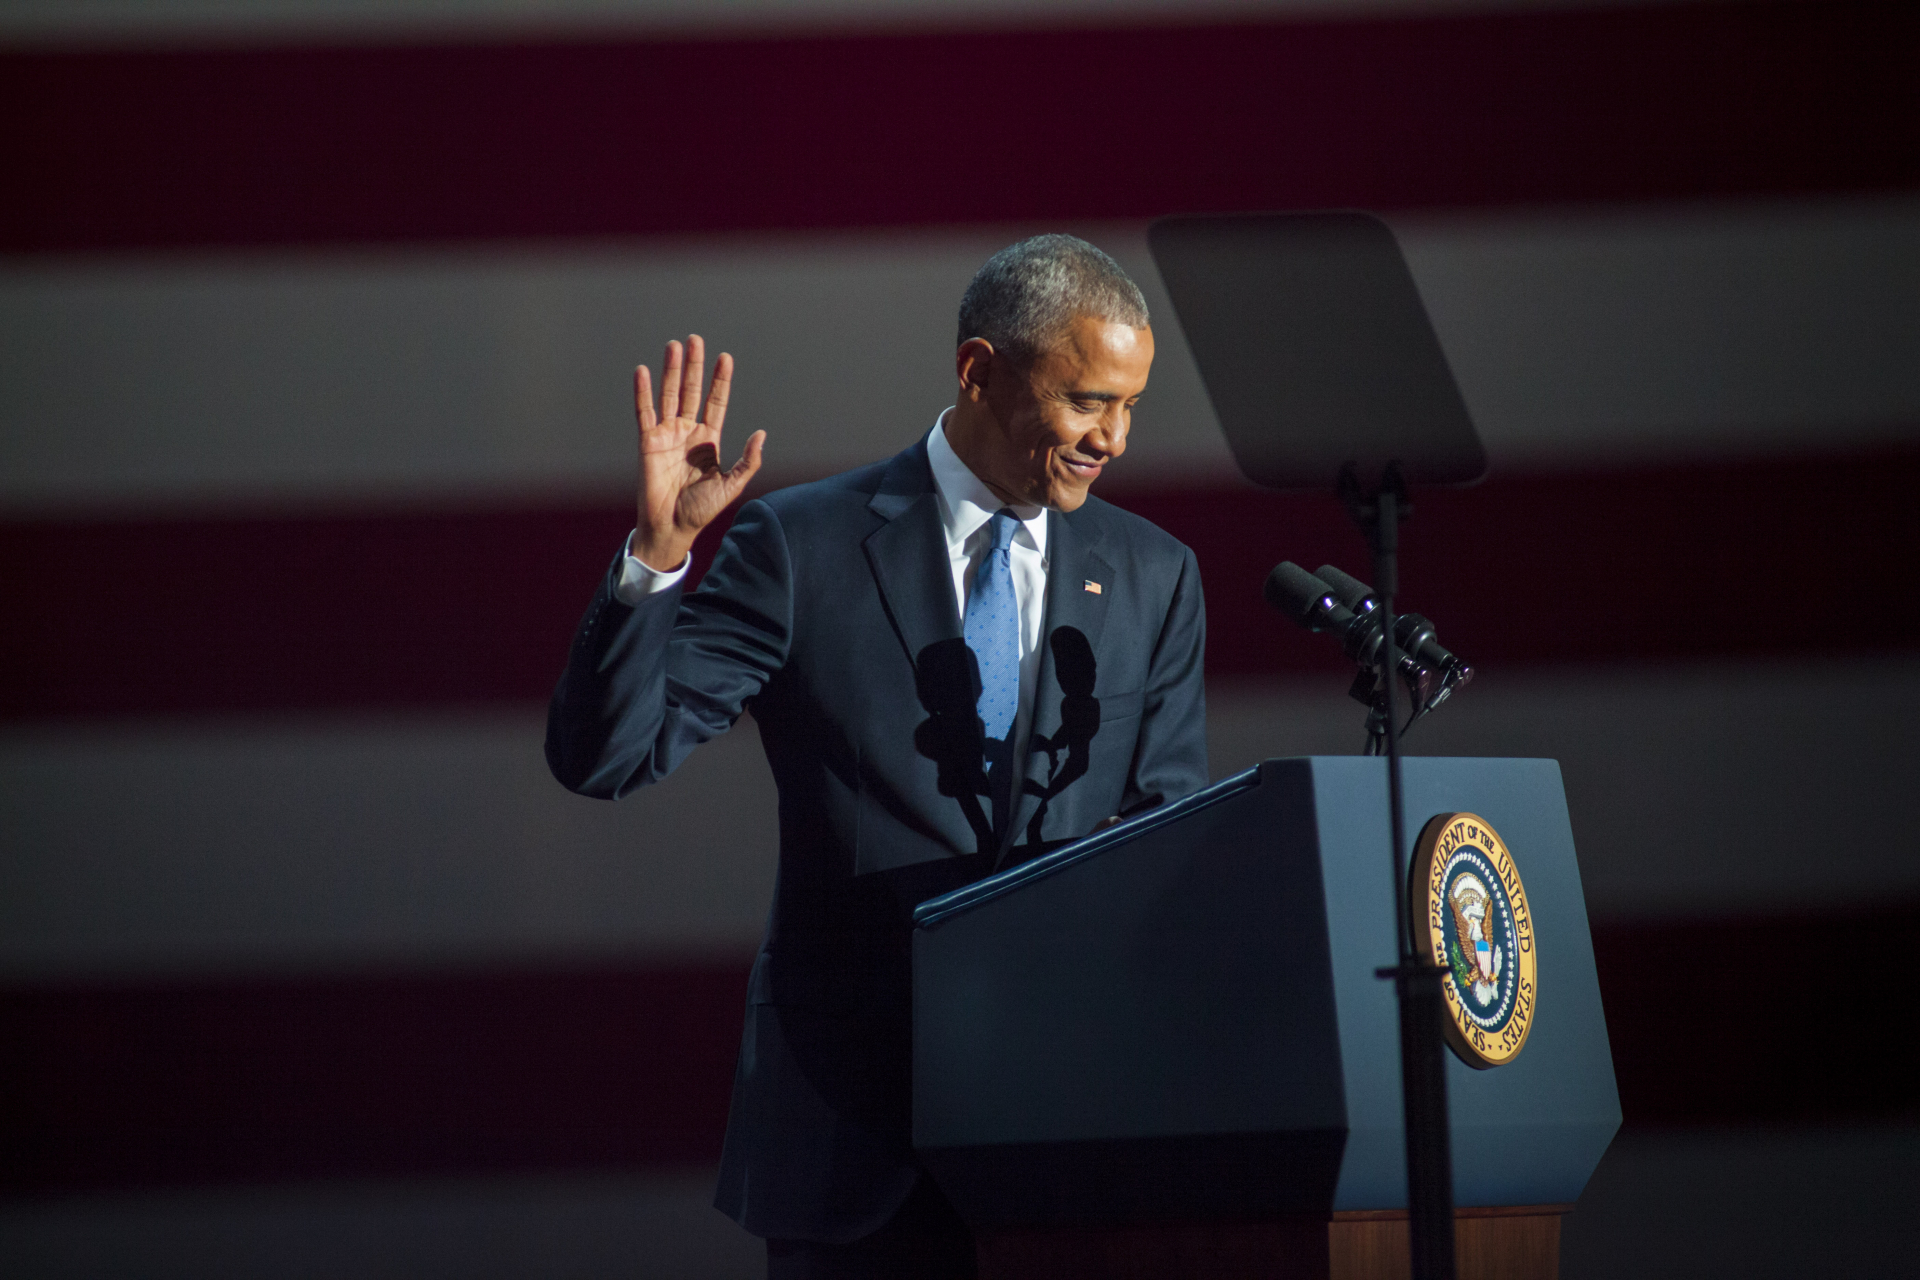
[{"x1": 546, "y1": 435, "x2": 1207, "y2": 1242}]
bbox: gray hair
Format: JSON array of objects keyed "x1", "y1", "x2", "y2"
[{"x1": 957, "y1": 234, "x2": 1149, "y2": 363}]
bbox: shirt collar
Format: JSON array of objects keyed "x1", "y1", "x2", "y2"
[{"x1": 926, "y1": 410, "x2": 1049, "y2": 557}]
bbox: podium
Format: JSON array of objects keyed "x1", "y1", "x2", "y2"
[{"x1": 911, "y1": 756, "x2": 1620, "y2": 1279}]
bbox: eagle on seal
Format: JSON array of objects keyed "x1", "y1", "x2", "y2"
[{"x1": 1449, "y1": 873, "x2": 1503, "y2": 1009}]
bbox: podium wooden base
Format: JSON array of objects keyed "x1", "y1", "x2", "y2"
[
  {"x1": 1330, "y1": 1205, "x2": 1569, "y2": 1280},
  {"x1": 976, "y1": 1205, "x2": 1569, "y2": 1280}
]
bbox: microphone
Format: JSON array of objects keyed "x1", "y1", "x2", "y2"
[
  {"x1": 1266, "y1": 561, "x2": 1476, "y2": 725},
  {"x1": 1264, "y1": 562, "x2": 1350, "y2": 633},
  {"x1": 1310, "y1": 563, "x2": 1374, "y2": 612},
  {"x1": 1263, "y1": 562, "x2": 1401, "y2": 674},
  {"x1": 1314, "y1": 563, "x2": 1472, "y2": 680}
]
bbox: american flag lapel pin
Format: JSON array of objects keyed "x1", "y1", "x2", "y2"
[{"x1": 1084, "y1": 579, "x2": 1103, "y2": 594}]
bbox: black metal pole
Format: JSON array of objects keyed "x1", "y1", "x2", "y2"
[
  {"x1": 1367, "y1": 481, "x2": 1457, "y2": 1280},
  {"x1": 1376, "y1": 488, "x2": 1409, "y2": 954}
]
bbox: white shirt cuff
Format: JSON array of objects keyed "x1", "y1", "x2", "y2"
[{"x1": 613, "y1": 530, "x2": 690, "y2": 605}]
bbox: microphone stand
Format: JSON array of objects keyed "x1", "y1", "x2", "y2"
[{"x1": 1340, "y1": 463, "x2": 1458, "y2": 1280}]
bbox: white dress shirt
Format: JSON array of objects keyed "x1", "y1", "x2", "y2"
[{"x1": 614, "y1": 410, "x2": 1052, "y2": 761}]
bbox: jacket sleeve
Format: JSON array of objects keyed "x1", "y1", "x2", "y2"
[
  {"x1": 545, "y1": 499, "x2": 794, "y2": 799},
  {"x1": 1123, "y1": 543, "x2": 1209, "y2": 813}
]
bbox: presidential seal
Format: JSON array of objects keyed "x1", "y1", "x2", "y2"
[{"x1": 1409, "y1": 812, "x2": 1537, "y2": 1069}]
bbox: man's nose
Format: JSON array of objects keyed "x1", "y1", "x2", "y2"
[{"x1": 1089, "y1": 409, "x2": 1129, "y2": 460}]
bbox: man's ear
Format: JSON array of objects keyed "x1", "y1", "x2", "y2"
[{"x1": 955, "y1": 338, "x2": 995, "y2": 403}]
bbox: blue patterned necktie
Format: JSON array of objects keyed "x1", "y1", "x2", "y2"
[{"x1": 964, "y1": 510, "x2": 1022, "y2": 754}]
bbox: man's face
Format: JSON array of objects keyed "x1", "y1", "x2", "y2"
[{"x1": 976, "y1": 315, "x2": 1153, "y2": 513}]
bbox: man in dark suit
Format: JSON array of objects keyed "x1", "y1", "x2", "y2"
[{"x1": 547, "y1": 236, "x2": 1208, "y2": 1278}]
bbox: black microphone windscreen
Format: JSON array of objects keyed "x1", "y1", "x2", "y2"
[
  {"x1": 1265, "y1": 562, "x2": 1336, "y2": 627},
  {"x1": 1314, "y1": 564, "x2": 1375, "y2": 611}
]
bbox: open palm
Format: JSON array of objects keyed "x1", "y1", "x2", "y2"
[{"x1": 632, "y1": 334, "x2": 765, "y2": 570}]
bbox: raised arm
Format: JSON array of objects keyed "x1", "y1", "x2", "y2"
[{"x1": 547, "y1": 337, "x2": 785, "y2": 798}]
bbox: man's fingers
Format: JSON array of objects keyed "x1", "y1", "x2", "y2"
[
  {"x1": 705, "y1": 352, "x2": 733, "y2": 432},
  {"x1": 726, "y1": 430, "x2": 767, "y2": 488},
  {"x1": 634, "y1": 364, "x2": 656, "y2": 431},
  {"x1": 659, "y1": 340, "x2": 684, "y2": 422},
  {"x1": 681, "y1": 334, "x2": 706, "y2": 422}
]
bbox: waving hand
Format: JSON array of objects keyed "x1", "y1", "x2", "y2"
[{"x1": 631, "y1": 335, "x2": 765, "y2": 570}]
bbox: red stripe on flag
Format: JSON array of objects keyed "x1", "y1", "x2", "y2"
[
  {"x1": 0, "y1": 960, "x2": 752, "y2": 1193},
  {"x1": 2, "y1": 906, "x2": 1914, "y2": 1193},
  {"x1": 5, "y1": 447, "x2": 1919, "y2": 721},
  {"x1": 2, "y1": 1, "x2": 1915, "y2": 253}
]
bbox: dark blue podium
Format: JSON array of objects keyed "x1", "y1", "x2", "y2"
[{"x1": 911, "y1": 756, "x2": 1619, "y2": 1278}]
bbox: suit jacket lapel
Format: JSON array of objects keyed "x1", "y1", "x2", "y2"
[
  {"x1": 864, "y1": 440, "x2": 962, "y2": 668},
  {"x1": 1001, "y1": 505, "x2": 1113, "y2": 859}
]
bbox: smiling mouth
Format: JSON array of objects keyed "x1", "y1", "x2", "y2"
[{"x1": 1058, "y1": 456, "x2": 1105, "y2": 480}]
